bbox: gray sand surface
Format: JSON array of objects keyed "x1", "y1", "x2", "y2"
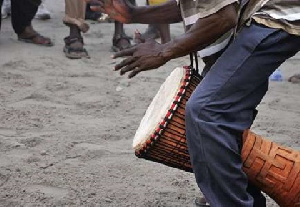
[{"x1": 0, "y1": 1, "x2": 299, "y2": 206}]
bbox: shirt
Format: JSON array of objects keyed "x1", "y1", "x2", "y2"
[
  {"x1": 177, "y1": 0, "x2": 239, "y2": 58},
  {"x1": 240, "y1": 0, "x2": 300, "y2": 36}
]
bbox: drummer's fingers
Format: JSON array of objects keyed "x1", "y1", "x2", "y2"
[
  {"x1": 120, "y1": 61, "x2": 140, "y2": 76},
  {"x1": 113, "y1": 47, "x2": 136, "y2": 59},
  {"x1": 115, "y1": 57, "x2": 137, "y2": 71},
  {"x1": 128, "y1": 66, "x2": 143, "y2": 79}
]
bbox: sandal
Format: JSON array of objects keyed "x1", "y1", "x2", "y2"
[
  {"x1": 112, "y1": 34, "x2": 132, "y2": 52},
  {"x1": 18, "y1": 33, "x2": 53, "y2": 47},
  {"x1": 63, "y1": 36, "x2": 90, "y2": 59},
  {"x1": 288, "y1": 74, "x2": 300, "y2": 84}
]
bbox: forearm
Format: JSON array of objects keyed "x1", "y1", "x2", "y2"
[
  {"x1": 161, "y1": 4, "x2": 237, "y2": 61},
  {"x1": 131, "y1": 0, "x2": 182, "y2": 24}
]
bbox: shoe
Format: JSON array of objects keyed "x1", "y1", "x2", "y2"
[
  {"x1": 63, "y1": 36, "x2": 90, "y2": 59},
  {"x1": 35, "y1": 1, "x2": 51, "y2": 20},
  {"x1": 195, "y1": 197, "x2": 210, "y2": 207},
  {"x1": 1, "y1": 0, "x2": 11, "y2": 19},
  {"x1": 112, "y1": 34, "x2": 133, "y2": 52}
]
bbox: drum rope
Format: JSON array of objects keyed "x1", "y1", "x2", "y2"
[{"x1": 189, "y1": 52, "x2": 199, "y2": 74}]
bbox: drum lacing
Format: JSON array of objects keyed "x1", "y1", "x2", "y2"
[{"x1": 189, "y1": 52, "x2": 199, "y2": 74}]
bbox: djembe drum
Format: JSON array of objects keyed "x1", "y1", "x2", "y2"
[{"x1": 133, "y1": 67, "x2": 300, "y2": 207}]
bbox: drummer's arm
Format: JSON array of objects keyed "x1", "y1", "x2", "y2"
[
  {"x1": 161, "y1": 3, "x2": 237, "y2": 60},
  {"x1": 87, "y1": 0, "x2": 182, "y2": 24},
  {"x1": 130, "y1": 1, "x2": 182, "y2": 24}
]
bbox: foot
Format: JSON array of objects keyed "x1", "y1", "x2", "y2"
[
  {"x1": 18, "y1": 26, "x2": 53, "y2": 46},
  {"x1": 35, "y1": 2, "x2": 51, "y2": 20},
  {"x1": 141, "y1": 25, "x2": 160, "y2": 40},
  {"x1": 288, "y1": 74, "x2": 300, "y2": 84},
  {"x1": 64, "y1": 36, "x2": 90, "y2": 59},
  {"x1": 112, "y1": 34, "x2": 132, "y2": 52}
]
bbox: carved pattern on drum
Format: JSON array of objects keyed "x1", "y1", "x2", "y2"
[{"x1": 242, "y1": 130, "x2": 300, "y2": 207}]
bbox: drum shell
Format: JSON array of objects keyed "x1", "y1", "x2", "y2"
[
  {"x1": 135, "y1": 68, "x2": 300, "y2": 206},
  {"x1": 242, "y1": 130, "x2": 300, "y2": 207},
  {"x1": 136, "y1": 69, "x2": 201, "y2": 172}
]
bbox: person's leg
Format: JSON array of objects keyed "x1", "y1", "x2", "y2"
[
  {"x1": 157, "y1": 23, "x2": 170, "y2": 43},
  {"x1": 85, "y1": 3, "x2": 102, "y2": 21},
  {"x1": 112, "y1": 0, "x2": 135, "y2": 52},
  {"x1": 11, "y1": 0, "x2": 38, "y2": 34},
  {"x1": 146, "y1": 0, "x2": 170, "y2": 43},
  {"x1": 64, "y1": 0, "x2": 89, "y2": 59},
  {"x1": 185, "y1": 23, "x2": 300, "y2": 207},
  {"x1": 11, "y1": 0, "x2": 52, "y2": 46},
  {"x1": 112, "y1": 21, "x2": 132, "y2": 52}
]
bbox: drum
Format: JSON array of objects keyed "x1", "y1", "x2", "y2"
[
  {"x1": 242, "y1": 130, "x2": 300, "y2": 207},
  {"x1": 133, "y1": 66, "x2": 201, "y2": 172},
  {"x1": 133, "y1": 67, "x2": 300, "y2": 207}
]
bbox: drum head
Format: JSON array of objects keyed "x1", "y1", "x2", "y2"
[{"x1": 133, "y1": 67, "x2": 185, "y2": 150}]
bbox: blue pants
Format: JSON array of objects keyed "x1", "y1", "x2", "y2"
[{"x1": 185, "y1": 22, "x2": 300, "y2": 207}]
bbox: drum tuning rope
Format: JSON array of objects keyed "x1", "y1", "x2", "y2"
[{"x1": 189, "y1": 52, "x2": 199, "y2": 74}]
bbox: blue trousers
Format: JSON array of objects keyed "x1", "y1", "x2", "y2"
[{"x1": 185, "y1": 22, "x2": 300, "y2": 207}]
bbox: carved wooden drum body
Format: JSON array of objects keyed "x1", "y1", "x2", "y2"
[{"x1": 133, "y1": 67, "x2": 300, "y2": 206}]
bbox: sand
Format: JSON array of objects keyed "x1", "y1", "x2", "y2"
[{"x1": 0, "y1": 1, "x2": 299, "y2": 206}]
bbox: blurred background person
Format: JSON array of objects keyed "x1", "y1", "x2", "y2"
[
  {"x1": 111, "y1": 0, "x2": 136, "y2": 52},
  {"x1": 143, "y1": 0, "x2": 170, "y2": 44},
  {"x1": 1, "y1": 0, "x2": 10, "y2": 19},
  {"x1": 35, "y1": 0, "x2": 51, "y2": 20},
  {"x1": 0, "y1": 0, "x2": 53, "y2": 46},
  {"x1": 1, "y1": 0, "x2": 51, "y2": 20},
  {"x1": 63, "y1": 0, "x2": 90, "y2": 59}
]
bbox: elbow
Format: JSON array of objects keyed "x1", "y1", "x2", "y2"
[
  {"x1": 219, "y1": 4, "x2": 238, "y2": 32},
  {"x1": 225, "y1": 12, "x2": 238, "y2": 30}
]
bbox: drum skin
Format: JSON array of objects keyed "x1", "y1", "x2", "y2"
[{"x1": 135, "y1": 67, "x2": 300, "y2": 206}]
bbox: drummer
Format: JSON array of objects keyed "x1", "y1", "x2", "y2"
[{"x1": 87, "y1": 0, "x2": 300, "y2": 206}]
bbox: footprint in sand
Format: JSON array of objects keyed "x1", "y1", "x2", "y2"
[{"x1": 26, "y1": 184, "x2": 69, "y2": 200}]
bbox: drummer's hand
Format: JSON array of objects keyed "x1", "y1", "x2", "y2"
[
  {"x1": 113, "y1": 39, "x2": 169, "y2": 78},
  {"x1": 85, "y1": 0, "x2": 133, "y2": 23}
]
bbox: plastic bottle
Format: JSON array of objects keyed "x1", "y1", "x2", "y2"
[{"x1": 269, "y1": 69, "x2": 283, "y2": 82}]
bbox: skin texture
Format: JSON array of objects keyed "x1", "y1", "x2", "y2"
[{"x1": 85, "y1": 0, "x2": 238, "y2": 78}]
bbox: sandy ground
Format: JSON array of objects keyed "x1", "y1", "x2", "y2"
[{"x1": 0, "y1": 1, "x2": 299, "y2": 207}]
